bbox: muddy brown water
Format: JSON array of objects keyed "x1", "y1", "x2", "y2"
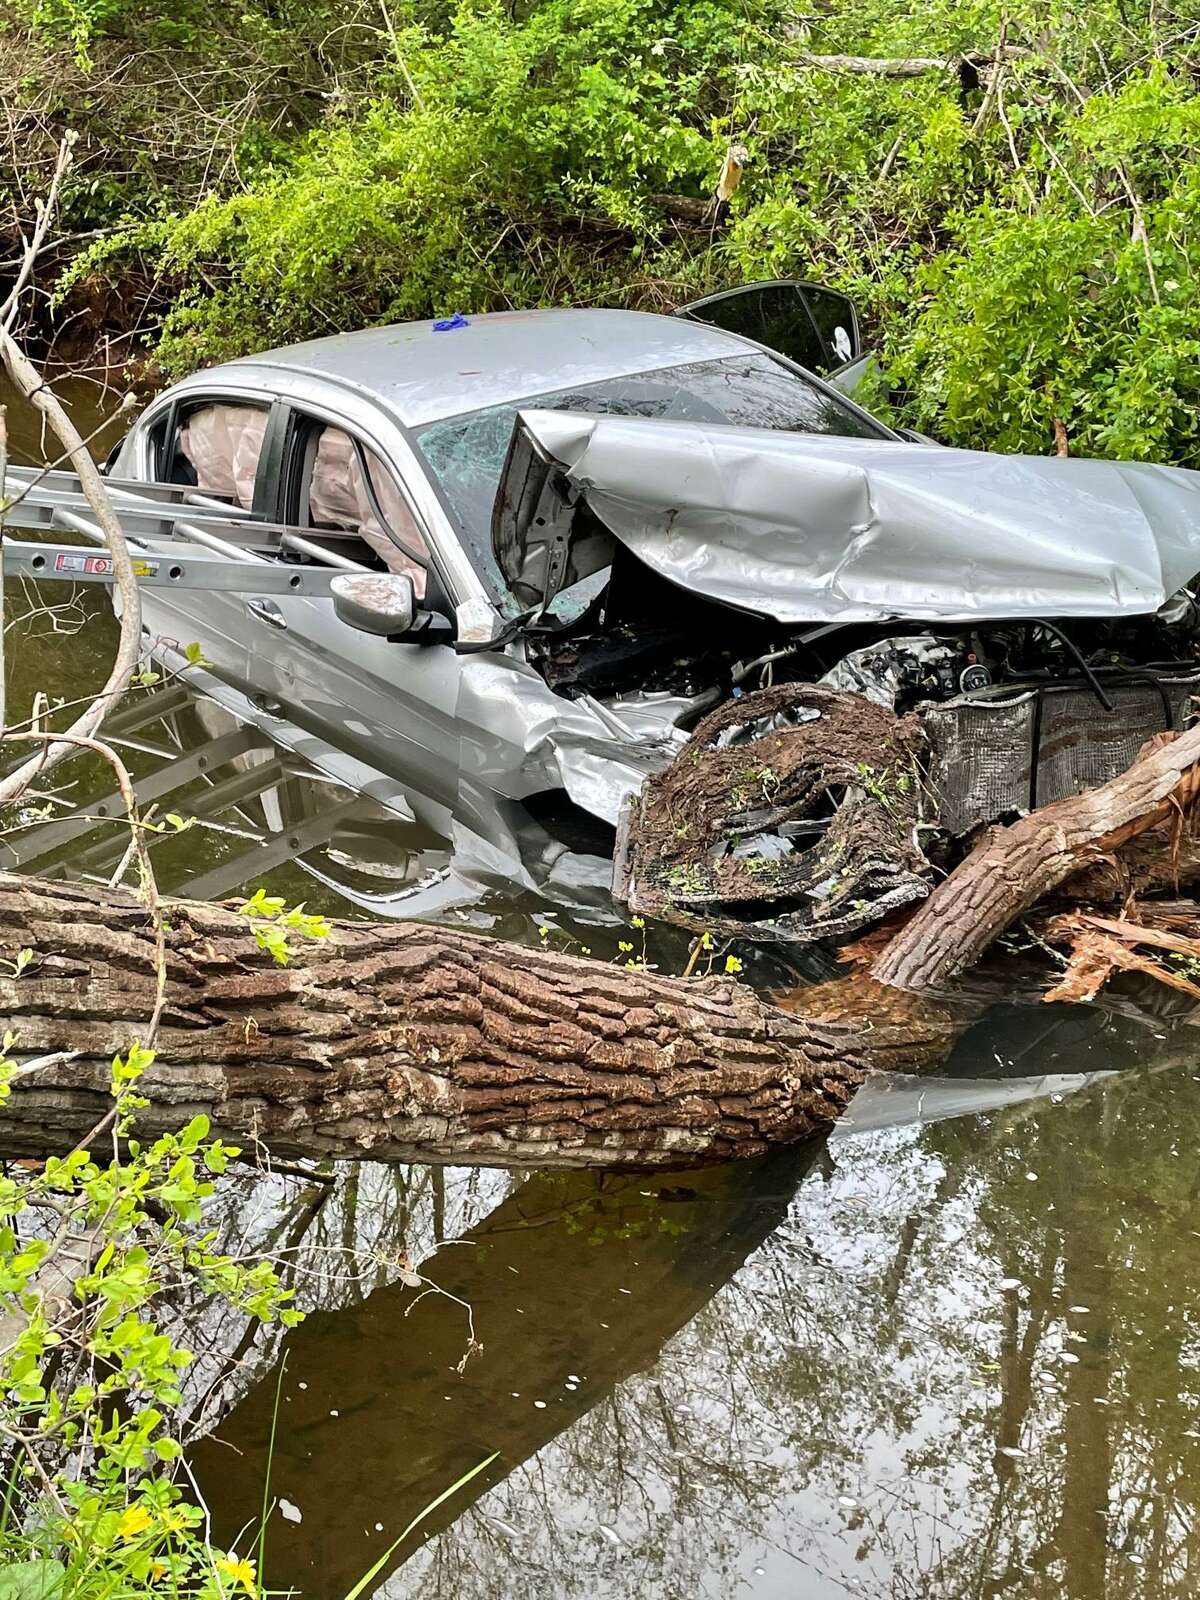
[{"x1": 4, "y1": 376, "x2": 1200, "y2": 1598}]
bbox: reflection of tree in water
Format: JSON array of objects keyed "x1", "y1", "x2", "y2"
[
  {"x1": 384, "y1": 1066, "x2": 1200, "y2": 1599},
  {"x1": 171, "y1": 1046, "x2": 1200, "y2": 1600}
]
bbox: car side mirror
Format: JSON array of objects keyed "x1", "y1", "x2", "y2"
[{"x1": 331, "y1": 572, "x2": 416, "y2": 636}]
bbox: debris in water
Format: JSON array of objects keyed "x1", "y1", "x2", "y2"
[
  {"x1": 997, "y1": 1446, "x2": 1027, "y2": 1460},
  {"x1": 837, "y1": 1496, "x2": 859, "y2": 1508},
  {"x1": 620, "y1": 685, "x2": 931, "y2": 944},
  {"x1": 998, "y1": 1278, "x2": 1022, "y2": 1291},
  {"x1": 598, "y1": 1525, "x2": 622, "y2": 1545},
  {"x1": 534, "y1": 1400, "x2": 547, "y2": 1409},
  {"x1": 278, "y1": 1499, "x2": 302, "y2": 1524}
]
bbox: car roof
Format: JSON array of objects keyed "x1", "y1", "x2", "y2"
[{"x1": 220, "y1": 308, "x2": 754, "y2": 427}]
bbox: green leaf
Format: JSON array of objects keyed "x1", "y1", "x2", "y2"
[{"x1": 0, "y1": 1559, "x2": 67, "y2": 1599}]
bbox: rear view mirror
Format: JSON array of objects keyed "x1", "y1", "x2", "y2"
[{"x1": 331, "y1": 572, "x2": 416, "y2": 636}]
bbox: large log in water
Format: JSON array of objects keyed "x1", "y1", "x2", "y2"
[
  {"x1": 0, "y1": 873, "x2": 866, "y2": 1168},
  {"x1": 874, "y1": 723, "x2": 1200, "y2": 994}
]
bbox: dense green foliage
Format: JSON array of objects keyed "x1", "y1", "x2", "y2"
[
  {"x1": 0, "y1": 1037, "x2": 299, "y2": 1597},
  {"x1": 9, "y1": 0, "x2": 1200, "y2": 461}
]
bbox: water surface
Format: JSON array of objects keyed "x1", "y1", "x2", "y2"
[{"x1": 3, "y1": 374, "x2": 1199, "y2": 1599}]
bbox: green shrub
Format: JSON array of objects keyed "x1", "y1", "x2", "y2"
[{"x1": 40, "y1": 0, "x2": 1200, "y2": 462}]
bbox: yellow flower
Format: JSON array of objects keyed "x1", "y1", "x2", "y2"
[
  {"x1": 118, "y1": 1505, "x2": 153, "y2": 1540},
  {"x1": 724, "y1": 954, "x2": 744, "y2": 975},
  {"x1": 216, "y1": 1554, "x2": 258, "y2": 1596}
]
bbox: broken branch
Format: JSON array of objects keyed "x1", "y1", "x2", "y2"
[
  {"x1": 787, "y1": 45, "x2": 1032, "y2": 76},
  {"x1": 873, "y1": 722, "x2": 1200, "y2": 993}
]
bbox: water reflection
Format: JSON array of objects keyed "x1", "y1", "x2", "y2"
[
  {"x1": 5, "y1": 376, "x2": 1200, "y2": 1599},
  {"x1": 163, "y1": 1050, "x2": 1200, "y2": 1600}
]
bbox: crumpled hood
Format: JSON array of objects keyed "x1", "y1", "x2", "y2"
[{"x1": 493, "y1": 410, "x2": 1200, "y2": 622}]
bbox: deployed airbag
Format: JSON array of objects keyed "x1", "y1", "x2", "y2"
[{"x1": 496, "y1": 411, "x2": 1200, "y2": 622}]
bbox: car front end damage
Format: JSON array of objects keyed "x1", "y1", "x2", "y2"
[{"x1": 489, "y1": 411, "x2": 1200, "y2": 932}]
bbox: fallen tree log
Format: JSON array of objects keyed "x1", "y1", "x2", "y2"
[
  {"x1": 874, "y1": 724, "x2": 1200, "y2": 994},
  {"x1": 0, "y1": 872, "x2": 867, "y2": 1169}
]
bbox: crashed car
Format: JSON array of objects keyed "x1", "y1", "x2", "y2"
[{"x1": 105, "y1": 280, "x2": 1200, "y2": 906}]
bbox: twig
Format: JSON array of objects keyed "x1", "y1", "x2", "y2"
[
  {"x1": 970, "y1": 20, "x2": 1008, "y2": 137},
  {"x1": 2, "y1": 730, "x2": 167, "y2": 1048},
  {"x1": 379, "y1": 0, "x2": 425, "y2": 109},
  {"x1": 682, "y1": 936, "x2": 705, "y2": 978},
  {"x1": 0, "y1": 136, "x2": 73, "y2": 336},
  {"x1": 878, "y1": 133, "x2": 903, "y2": 184},
  {"x1": 6, "y1": 1051, "x2": 82, "y2": 1081},
  {"x1": 1036, "y1": 132, "x2": 1097, "y2": 216},
  {"x1": 0, "y1": 140, "x2": 144, "y2": 802},
  {"x1": 995, "y1": 74, "x2": 1037, "y2": 210},
  {"x1": 1117, "y1": 160, "x2": 1161, "y2": 306}
]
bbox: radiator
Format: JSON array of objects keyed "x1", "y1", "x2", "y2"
[{"x1": 922, "y1": 672, "x2": 1200, "y2": 835}]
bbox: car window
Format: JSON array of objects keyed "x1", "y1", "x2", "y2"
[
  {"x1": 683, "y1": 286, "x2": 826, "y2": 371},
  {"x1": 168, "y1": 401, "x2": 269, "y2": 509},
  {"x1": 800, "y1": 287, "x2": 859, "y2": 368},
  {"x1": 681, "y1": 283, "x2": 860, "y2": 373},
  {"x1": 416, "y1": 352, "x2": 886, "y2": 605},
  {"x1": 299, "y1": 422, "x2": 431, "y2": 599}
]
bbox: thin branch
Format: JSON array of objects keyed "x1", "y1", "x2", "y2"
[
  {"x1": 0, "y1": 138, "x2": 144, "y2": 803},
  {"x1": 971, "y1": 20, "x2": 1008, "y2": 138},
  {"x1": 2, "y1": 730, "x2": 167, "y2": 1048},
  {"x1": 787, "y1": 45, "x2": 1031, "y2": 76},
  {"x1": 996, "y1": 74, "x2": 1037, "y2": 210},
  {"x1": 1117, "y1": 160, "x2": 1161, "y2": 306},
  {"x1": 0, "y1": 135, "x2": 73, "y2": 336}
]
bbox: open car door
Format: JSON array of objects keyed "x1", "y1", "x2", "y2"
[{"x1": 675, "y1": 279, "x2": 869, "y2": 393}]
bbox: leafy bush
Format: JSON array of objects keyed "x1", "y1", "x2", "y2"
[
  {"x1": 37, "y1": 0, "x2": 1200, "y2": 460},
  {"x1": 0, "y1": 1036, "x2": 300, "y2": 1597}
]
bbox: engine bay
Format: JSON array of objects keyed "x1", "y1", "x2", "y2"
[{"x1": 527, "y1": 547, "x2": 1200, "y2": 723}]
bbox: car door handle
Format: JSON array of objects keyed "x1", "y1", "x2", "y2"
[{"x1": 246, "y1": 598, "x2": 288, "y2": 630}]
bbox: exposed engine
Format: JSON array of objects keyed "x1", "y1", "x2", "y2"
[
  {"x1": 530, "y1": 547, "x2": 1200, "y2": 715},
  {"x1": 528, "y1": 554, "x2": 1200, "y2": 840}
]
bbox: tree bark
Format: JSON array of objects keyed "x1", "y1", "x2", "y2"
[
  {"x1": 873, "y1": 724, "x2": 1200, "y2": 993},
  {"x1": 0, "y1": 873, "x2": 867, "y2": 1169}
]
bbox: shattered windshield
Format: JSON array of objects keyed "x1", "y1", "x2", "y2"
[{"x1": 415, "y1": 352, "x2": 886, "y2": 606}]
